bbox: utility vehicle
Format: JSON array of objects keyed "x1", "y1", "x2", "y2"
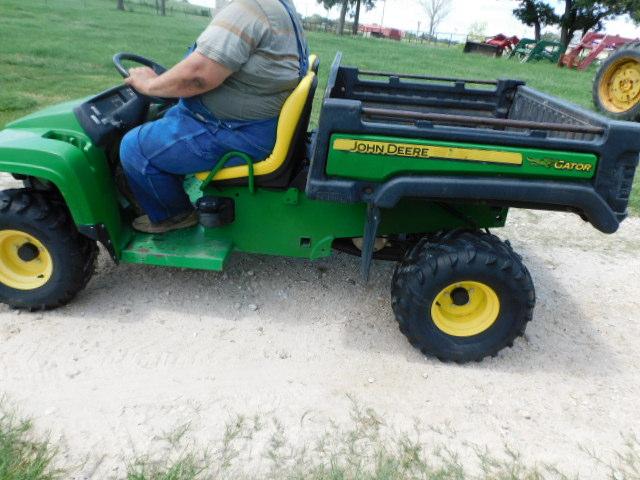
[{"x1": 1, "y1": 52, "x2": 639, "y2": 363}]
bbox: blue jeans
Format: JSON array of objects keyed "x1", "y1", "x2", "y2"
[{"x1": 120, "y1": 98, "x2": 277, "y2": 223}]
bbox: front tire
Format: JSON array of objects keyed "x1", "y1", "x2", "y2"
[
  {"x1": 391, "y1": 231, "x2": 535, "y2": 363},
  {"x1": 0, "y1": 189, "x2": 97, "y2": 310}
]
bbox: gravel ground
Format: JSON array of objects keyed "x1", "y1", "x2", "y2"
[{"x1": 1, "y1": 174, "x2": 639, "y2": 478}]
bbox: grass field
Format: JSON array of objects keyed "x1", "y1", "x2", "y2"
[{"x1": 0, "y1": 0, "x2": 637, "y2": 213}]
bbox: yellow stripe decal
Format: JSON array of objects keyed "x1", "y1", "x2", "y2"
[{"x1": 333, "y1": 139, "x2": 523, "y2": 165}]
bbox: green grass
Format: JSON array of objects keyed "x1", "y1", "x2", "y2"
[
  {"x1": 0, "y1": 409, "x2": 62, "y2": 480},
  {"x1": 0, "y1": 0, "x2": 637, "y2": 213},
  {"x1": 2, "y1": 401, "x2": 640, "y2": 480},
  {"x1": 0, "y1": 0, "x2": 598, "y2": 126}
]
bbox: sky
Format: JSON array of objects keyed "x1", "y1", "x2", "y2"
[{"x1": 189, "y1": 0, "x2": 640, "y2": 40}]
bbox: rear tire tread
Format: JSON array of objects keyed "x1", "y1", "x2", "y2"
[{"x1": 391, "y1": 230, "x2": 535, "y2": 363}]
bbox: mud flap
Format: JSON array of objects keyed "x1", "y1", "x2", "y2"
[{"x1": 360, "y1": 204, "x2": 381, "y2": 282}]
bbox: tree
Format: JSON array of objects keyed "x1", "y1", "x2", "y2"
[
  {"x1": 318, "y1": 0, "x2": 349, "y2": 35},
  {"x1": 351, "y1": 0, "x2": 376, "y2": 34},
  {"x1": 512, "y1": 0, "x2": 640, "y2": 50},
  {"x1": 352, "y1": 0, "x2": 361, "y2": 35},
  {"x1": 418, "y1": 0, "x2": 452, "y2": 40},
  {"x1": 155, "y1": 0, "x2": 167, "y2": 17},
  {"x1": 317, "y1": 0, "x2": 376, "y2": 36},
  {"x1": 558, "y1": 0, "x2": 640, "y2": 47},
  {"x1": 337, "y1": 0, "x2": 348, "y2": 34},
  {"x1": 116, "y1": 0, "x2": 124, "y2": 10},
  {"x1": 153, "y1": 0, "x2": 166, "y2": 15},
  {"x1": 513, "y1": 0, "x2": 558, "y2": 41}
]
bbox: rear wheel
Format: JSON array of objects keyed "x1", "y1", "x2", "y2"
[
  {"x1": 0, "y1": 189, "x2": 97, "y2": 310},
  {"x1": 391, "y1": 230, "x2": 535, "y2": 363},
  {"x1": 593, "y1": 42, "x2": 640, "y2": 120}
]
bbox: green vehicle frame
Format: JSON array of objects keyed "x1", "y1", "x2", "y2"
[{"x1": 0, "y1": 52, "x2": 638, "y2": 363}]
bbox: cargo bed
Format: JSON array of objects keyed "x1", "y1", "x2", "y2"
[{"x1": 306, "y1": 53, "x2": 640, "y2": 233}]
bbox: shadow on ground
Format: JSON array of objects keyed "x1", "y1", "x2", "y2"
[{"x1": 19, "y1": 242, "x2": 615, "y2": 377}]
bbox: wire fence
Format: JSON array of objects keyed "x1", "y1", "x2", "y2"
[
  {"x1": 117, "y1": 0, "x2": 212, "y2": 17},
  {"x1": 302, "y1": 21, "x2": 338, "y2": 33},
  {"x1": 102, "y1": 3, "x2": 475, "y2": 46},
  {"x1": 303, "y1": 21, "x2": 471, "y2": 47},
  {"x1": 404, "y1": 31, "x2": 470, "y2": 46}
]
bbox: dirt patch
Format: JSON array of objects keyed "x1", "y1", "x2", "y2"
[{"x1": 1, "y1": 174, "x2": 639, "y2": 478}]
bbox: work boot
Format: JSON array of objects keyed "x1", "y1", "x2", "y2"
[{"x1": 132, "y1": 211, "x2": 198, "y2": 234}]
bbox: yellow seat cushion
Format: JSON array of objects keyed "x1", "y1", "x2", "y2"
[{"x1": 195, "y1": 55, "x2": 318, "y2": 183}]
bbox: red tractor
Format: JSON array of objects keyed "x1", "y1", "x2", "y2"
[
  {"x1": 560, "y1": 32, "x2": 638, "y2": 70},
  {"x1": 463, "y1": 34, "x2": 520, "y2": 57}
]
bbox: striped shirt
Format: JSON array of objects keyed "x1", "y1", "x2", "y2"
[{"x1": 196, "y1": 0, "x2": 307, "y2": 120}]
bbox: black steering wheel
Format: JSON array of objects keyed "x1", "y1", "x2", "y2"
[{"x1": 113, "y1": 52, "x2": 174, "y2": 104}]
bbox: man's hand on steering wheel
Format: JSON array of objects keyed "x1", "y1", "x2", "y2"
[
  {"x1": 114, "y1": 51, "x2": 233, "y2": 104},
  {"x1": 113, "y1": 52, "x2": 173, "y2": 104},
  {"x1": 124, "y1": 67, "x2": 160, "y2": 97}
]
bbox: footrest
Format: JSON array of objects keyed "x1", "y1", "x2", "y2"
[{"x1": 121, "y1": 227, "x2": 233, "y2": 271}]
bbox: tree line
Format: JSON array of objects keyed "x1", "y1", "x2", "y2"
[
  {"x1": 114, "y1": 0, "x2": 640, "y2": 50},
  {"x1": 320, "y1": 0, "x2": 640, "y2": 47},
  {"x1": 113, "y1": 0, "x2": 452, "y2": 42},
  {"x1": 318, "y1": 0, "x2": 373, "y2": 36},
  {"x1": 514, "y1": 0, "x2": 640, "y2": 45},
  {"x1": 317, "y1": 0, "x2": 451, "y2": 38}
]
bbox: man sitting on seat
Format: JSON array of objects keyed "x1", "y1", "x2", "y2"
[{"x1": 120, "y1": 0, "x2": 309, "y2": 233}]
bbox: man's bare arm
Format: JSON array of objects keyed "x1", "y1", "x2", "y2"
[{"x1": 124, "y1": 52, "x2": 233, "y2": 98}]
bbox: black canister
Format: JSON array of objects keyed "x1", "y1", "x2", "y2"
[{"x1": 196, "y1": 196, "x2": 235, "y2": 228}]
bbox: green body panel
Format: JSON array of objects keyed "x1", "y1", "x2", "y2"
[
  {"x1": 0, "y1": 101, "x2": 129, "y2": 255},
  {"x1": 327, "y1": 134, "x2": 598, "y2": 182},
  {"x1": 119, "y1": 179, "x2": 507, "y2": 270},
  {"x1": 5, "y1": 100, "x2": 87, "y2": 130},
  {"x1": 0, "y1": 100, "x2": 508, "y2": 271}
]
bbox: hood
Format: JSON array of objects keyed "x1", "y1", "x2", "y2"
[{"x1": 5, "y1": 98, "x2": 86, "y2": 132}]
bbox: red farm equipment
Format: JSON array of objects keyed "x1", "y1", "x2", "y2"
[
  {"x1": 560, "y1": 32, "x2": 638, "y2": 70},
  {"x1": 359, "y1": 24, "x2": 404, "y2": 41},
  {"x1": 463, "y1": 34, "x2": 520, "y2": 57}
]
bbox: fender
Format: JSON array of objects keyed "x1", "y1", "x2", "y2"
[{"x1": 0, "y1": 127, "x2": 128, "y2": 258}]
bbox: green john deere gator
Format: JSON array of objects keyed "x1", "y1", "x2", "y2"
[{"x1": 1, "y1": 52, "x2": 639, "y2": 363}]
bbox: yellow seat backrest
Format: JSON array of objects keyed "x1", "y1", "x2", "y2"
[{"x1": 195, "y1": 55, "x2": 318, "y2": 183}]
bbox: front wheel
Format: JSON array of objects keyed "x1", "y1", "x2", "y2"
[
  {"x1": 0, "y1": 189, "x2": 97, "y2": 310},
  {"x1": 391, "y1": 231, "x2": 535, "y2": 363}
]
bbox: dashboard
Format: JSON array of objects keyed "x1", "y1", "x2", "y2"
[{"x1": 73, "y1": 85, "x2": 148, "y2": 147}]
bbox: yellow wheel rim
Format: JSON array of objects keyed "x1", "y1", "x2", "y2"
[
  {"x1": 598, "y1": 57, "x2": 640, "y2": 113},
  {"x1": 431, "y1": 281, "x2": 500, "y2": 337},
  {"x1": 0, "y1": 230, "x2": 53, "y2": 290}
]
